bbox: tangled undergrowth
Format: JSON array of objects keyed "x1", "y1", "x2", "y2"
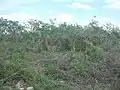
[{"x1": 0, "y1": 17, "x2": 120, "y2": 90}]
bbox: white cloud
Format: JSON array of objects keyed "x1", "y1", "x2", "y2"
[
  {"x1": 0, "y1": 12, "x2": 39, "y2": 23},
  {"x1": 0, "y1": 13, "x2": 73, "y2": 24},
  {"x1": 75, "y1": 16, "x2": 120, "y2": 26},
  {"x1": 1, "y1": 12, "x2": 119, "y2": 27},
  {"x1": 94, "y1": 17, "x2": 111, "y2": 23},
  {"x1": 48, "y1": 13, "x2": 73, "y2": 23},
  {"x1": 48, "y1": 15, "x2": 119, "y2": 26},
  {"x1": 104, "y1": 0, "x2": 120, "y2": 10},
  {"x1": 0, "y1": 12, "x2": 73, "y2": 24},
  {"x1": 52, "y1": 0, "x2": 94, "y2": 3},
  {"x1": 91, "y1": 16, "x2": 120, "y2": 26},
  {"x1": 70, "y1": 2, "x2": 92, "y2": 9}
]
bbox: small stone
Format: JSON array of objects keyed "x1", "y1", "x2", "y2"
[
  {"x1": 27, "y1": 87, "x2": 34, "y2": 90},
  {"x1": 60, "y1": 80, "x2": 64, "y2": 83},
  {"x1": 15, "y1": 80, "x2": 25, "y2": 89},
  {"x1": 20, "y1": 87, "x2": 25, "y2": 90}
]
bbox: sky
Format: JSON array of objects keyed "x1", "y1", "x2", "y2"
[{"x1": 0, "y1": 0, "x2": 120, "y2": 25}]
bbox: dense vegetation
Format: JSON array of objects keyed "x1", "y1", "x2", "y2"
[{"x1": 0, "y1": 17, "x2": 120, "y2": 90}]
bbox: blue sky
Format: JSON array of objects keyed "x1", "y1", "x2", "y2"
[{"x1": 0, "y1": 0, "x2": 120, "y2": 25}]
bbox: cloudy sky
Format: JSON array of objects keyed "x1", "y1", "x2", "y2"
[{"x1": 0, "y1": 0, "x2": 120, "y2": 25}]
